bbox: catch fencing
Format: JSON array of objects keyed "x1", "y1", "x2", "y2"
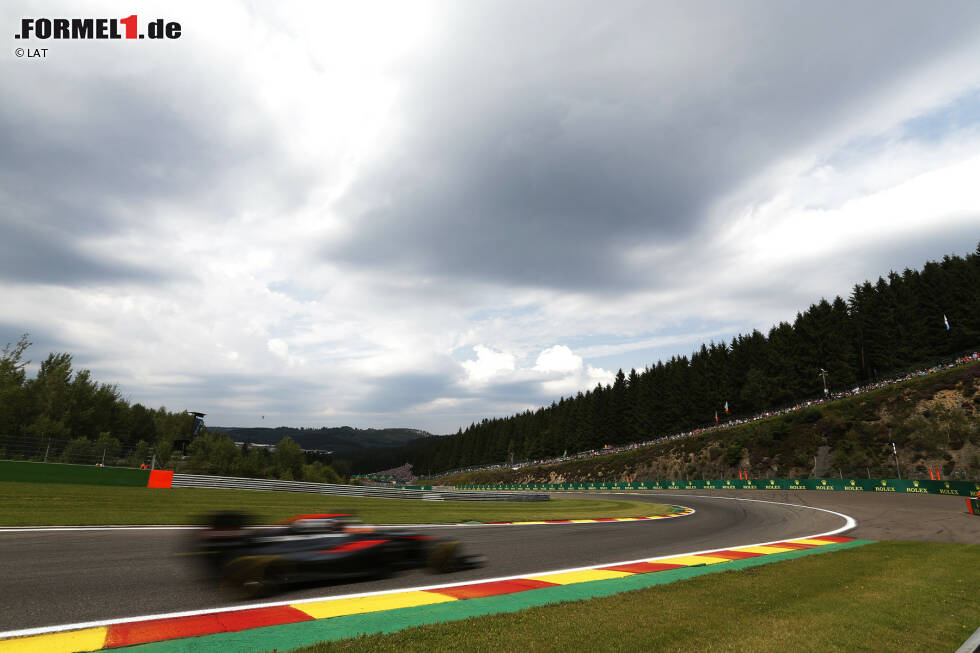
[
  {"x1": 0, "y1": 461, "x2": 549, "y2": 501},
  {"x1": 166, "y1": 472, "x2": 549, "y2": 501},
  {"x1": 0, "y1": 434, "x2": 150, "y2": 469}
]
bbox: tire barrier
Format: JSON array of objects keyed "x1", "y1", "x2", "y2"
[{"x1": 459, "y1": 477, "x2": 980, "y2": 497}]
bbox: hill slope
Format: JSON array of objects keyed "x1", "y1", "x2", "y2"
[
  {"x1": 375, "y1": 246, "x2": 980, "y2": 476},
  {"x1": 435, "y1": 361, "x2": 980, "y2": 485}
]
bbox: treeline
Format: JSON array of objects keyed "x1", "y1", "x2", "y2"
[
  {"x1": 183, "y1": 432, "x2": 343, "y2": 483},
  {"x1": 438, "y1": 363, "x2": 980, "y2": 484},
  {"x1": 0, "y1": 340, "x2": 197, "y2": 467},
  {"x1": 0, "y1": 339, "x2": 345, "y2": 481},
  {"x1": 210, "y1": 425, "x2": 431, "y2": 455},
  {"x1": 354, "y1": 245, "x2": 980, "y2": 475}
]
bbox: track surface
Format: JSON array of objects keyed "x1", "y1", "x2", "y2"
[
  {"x1": 0, "y1": 491, "x2": 968, "y2": 632},
  {"x1": 668, "y1": 489, "x2": 980, "y2": 542}
]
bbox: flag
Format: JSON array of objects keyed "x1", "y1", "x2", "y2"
[
  {"x1": 715, "y1": 411, "x2": 719, "y2": 423},
  {"x1": 943, "y1": 314, "x2": 950, "y2": 331},
  {"x1": 724, "y1": 401, "x2": 729, "y2": 413}
]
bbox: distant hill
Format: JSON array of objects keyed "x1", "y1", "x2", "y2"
[{"x1": 209, "y1": 426, "x2": 440, "y2": 456}]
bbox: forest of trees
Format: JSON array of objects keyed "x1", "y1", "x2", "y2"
[
  {"x1": 352, "y1": 245, "x2": 980, "y2": 475},
  {"x1": 0, "y1": 340, "x2": 343, "y2": 481},
  {"x1": 181, "y1": 431, "x2": 343, "y2": 483},
  {"x1": 0, "y1": 340, "x2": 198, "y2": 468}
]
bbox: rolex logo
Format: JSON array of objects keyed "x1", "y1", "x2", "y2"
[
  {"x1": 881, "y1": 480, "x2": 887, "y2": 486},
  {"x1": 821, "y1": 480, "x2": 827, "y2": 485},
  {"x1": 945, "y1": 482, "x2": 950, "y2": 488},
  {"x1": 913, "y1": 481, "x2": 919, "y2": 487},
  {"x1": 850, "y1": 480, "x2": 855, "y2": 486}
]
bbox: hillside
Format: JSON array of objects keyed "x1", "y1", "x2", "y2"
[
  {"x1": 434, "y1": 361, "x2": 980, "y2": 485},
  {"x1": 368, "y1": 246, "x2": 980, "y2": 476},
  {"x1": 208, "y1": 426, "x2": 438, "y2": 456}
]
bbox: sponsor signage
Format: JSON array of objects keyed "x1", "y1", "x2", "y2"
[{"x1": 459, "y1": 478, "x2": 978, "y2": 496}]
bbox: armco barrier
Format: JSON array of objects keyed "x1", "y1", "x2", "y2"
[
  {"x1": 457, "y1": 477, "x2": 980, "y2": 497},
  {"x1": 1, "y1": 461, "x2": 548, "y2": 501},
  {"x1": 0, "y1": 460, "x2": 150, "y2": 487},
  {"x1": 161, "y1": 472, "x2": 549, "y2": 501}
]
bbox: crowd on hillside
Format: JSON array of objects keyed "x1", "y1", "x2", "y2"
[{"x1": 423, "y1": 352, "x2": 979, "y2": 480}]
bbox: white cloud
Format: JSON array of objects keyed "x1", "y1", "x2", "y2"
[
  {"x1": 534, "y1": 345, "x2": 580, "y2": 374},
  {"x1": 461, "y1": 345, "x2": 515, "y2": 385},
  {"x1": 713, "y1": 124, "x2": 980, "y2": 307},
  {"x1": 458, "y1": 343, "x2": 613, "y2": 401}
]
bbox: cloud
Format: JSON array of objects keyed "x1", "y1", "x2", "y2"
[
  {"x1": 0, "y1": 2, "x2": 324, "y2": 289},
  {"x1": 459, "y1": 343, "x2": 613, "y2": 404},
  {"x1": 2, "y1": 1, "x2": 979, "y2": 435},
  {"x1": 534, "y1": 346, "x2": 580, "y2": 374},
  {"x1": 327, "y1": 1, "x2": 980, "y2": 292},
  {"x1": 0, "y1": 221, "x2": 172, "y2": 285},
  {"x1": 461, "y1": 345, "x2": 516, "y2": 385}
]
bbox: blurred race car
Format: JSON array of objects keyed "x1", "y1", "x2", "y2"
[{"x1": 188, "y1": 512, "x2": 484, "y2": 598}]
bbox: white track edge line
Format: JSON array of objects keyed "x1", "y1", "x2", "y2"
[
  {"x1": 0, "y1": 511, "x2": 692, "y2": 533},
  {"x1": 0, "y1": 495, "x2": 854, "y2": 640}
]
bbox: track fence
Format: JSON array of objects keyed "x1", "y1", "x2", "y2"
[{"x1": 168, "y1": 473, "x2": 549, "y2": 501}]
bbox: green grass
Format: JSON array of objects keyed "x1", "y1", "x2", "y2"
[
  {"x1": 0, "y1": 482, "x2": 671, "y2": 526},
  {"x1": 291, "y1": 541, "x2": 980, "y2": 653}
]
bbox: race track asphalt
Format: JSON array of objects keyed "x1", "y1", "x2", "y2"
[{"x1": 0, "y1": 490, "x2": 973, "y2": 633}]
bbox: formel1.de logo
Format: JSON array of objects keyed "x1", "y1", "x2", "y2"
[{"x1": 15, "y1": 16, "x2": 181, "y2": 40}]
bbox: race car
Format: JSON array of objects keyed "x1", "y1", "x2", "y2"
[{"x1": 188, "y1": 512, "x2": 485, "y2": 598}]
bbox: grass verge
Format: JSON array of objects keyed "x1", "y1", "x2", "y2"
[
  {"x1": 0, "y1": 482, "x2": 671, "y2": 526},
  {"x1": 292, "y1": 541, "x2": 979, "y2": 653}
]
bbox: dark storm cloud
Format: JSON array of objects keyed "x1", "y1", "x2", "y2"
[
  {"x1": 349, "y1": 372, "x2": 573, "y2": 428},
  {"x1": 329, "y1": 0, "x2": 980, "y2": 291},
  {"x1": 349, "y1": 373, "x2": 456, "y2": 413},
  {"x1": 0, "y1": 217, "x2": 171, "y2": 285},
  {"x1": 0, "y1": 53, "x2": 317, "y2": 287},
  {"x1": 125, "y1": 372, "x2": 332, "y2": 419}
]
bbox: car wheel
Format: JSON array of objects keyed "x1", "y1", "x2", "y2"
[
  {"x1": 222, "y1": 556, "x2": 277, "y2": 599},
  {"x1": 427, "y1": 541, "x2": 460, "y2": 573}
]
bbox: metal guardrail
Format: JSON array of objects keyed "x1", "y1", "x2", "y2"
[
  {"x1": 420, "y1": 490, "x2": 549, "y2": 502},
  {"x1": 170, "y1": 473, "x2": 549, "y2": 501}
]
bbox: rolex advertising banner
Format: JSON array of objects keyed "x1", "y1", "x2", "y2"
[{"x1": 458, "y1": 478, "x2": 980, "y2": 497}]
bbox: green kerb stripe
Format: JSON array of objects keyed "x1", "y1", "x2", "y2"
[{"x1": 121, "y1": 540, "x2": 872, "y2": 653}]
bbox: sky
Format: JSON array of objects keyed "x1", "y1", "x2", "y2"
[{"x1": 2, "y1": 1, "x2": 979, "y2": 434}]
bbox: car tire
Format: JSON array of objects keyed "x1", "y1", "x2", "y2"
[
  {"x1": 222, "y1": 555, "x2": 278, "y2": 599},
  {"x1": 427, "y1": 541, "x2": 461, "y2": 573}
]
